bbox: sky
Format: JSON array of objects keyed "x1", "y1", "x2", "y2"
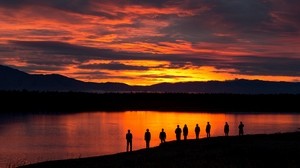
[{"x1": 0, "y1": 0, "x2": 300, "y2": 85}]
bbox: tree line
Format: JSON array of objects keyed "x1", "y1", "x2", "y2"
[{"x1": 1, "y1": 91, "x2": 300, "y2": 113}]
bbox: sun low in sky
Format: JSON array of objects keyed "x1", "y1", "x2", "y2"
[{"x1": 0, "y1": 0, "x2": 300, "y2": 85}]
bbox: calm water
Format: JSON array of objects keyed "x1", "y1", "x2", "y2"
[{"x1": 1, "y1": 111, "x2": 300, "y2": 167}]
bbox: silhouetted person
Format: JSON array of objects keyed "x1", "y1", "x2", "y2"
[
  {"x1": 195, "y1": 124, "x2": 200, "y2": 139},
  {"x1": 183, "y1": 124, "x2": 188, "y2": 140},
  {"x1": 206, "y1": 122, "x2": 211, "y2": 138},
  {"x1": 159, "y1": 128, "x2": 166, "y2": 143},
  {"x1": 175, "y1": 125, "x2": 182, "y2": 141},
  {"x1": 126, "y1": 129, "x2": 132, "y2": 152},
  {"x1": 144, "y1": 129, "x2": 151, "y2": 149},
  {"x1": 224, "y1": 122, "x2": 229, "y2": 136},
  {"x1": 238, "y1": 122, "x2": 244, "y2": 136}
]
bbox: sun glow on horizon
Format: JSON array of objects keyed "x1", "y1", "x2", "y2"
[{"x1": 9, "y1": 61, "x2": 299, "y2": 85}]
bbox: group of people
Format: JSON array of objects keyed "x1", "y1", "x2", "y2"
[
  {"x1": 126, "y1": 121, "x2": 245, "y2": 152},
  {"x1": 125, "y1": 128, "x2": 167, "y2": 152},
  {"x1": 224, "y1": 121, "x2": 244, "y2": 136}
]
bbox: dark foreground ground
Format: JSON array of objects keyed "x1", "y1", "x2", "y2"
[{"x1": 20, "y1": 131, "x2": 300, "y2": 168}]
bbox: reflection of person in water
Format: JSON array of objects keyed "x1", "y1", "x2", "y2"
[
  {"x1": 159, "y1": 128, "x2": 166, "y2": 143},
  {"x1": 144, "y1": 129, "x2": 151, "y2": 149},
  {"x1": 175, "y1": 125, "x2": 182, "y2": 141},
  {"x1": 126, "y1": 129, "x2": 132, "y2": 152}
]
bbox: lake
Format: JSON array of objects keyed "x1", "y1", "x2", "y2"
[{"x1": 1, "y1": 111, "x2": 300, "y2": 167}]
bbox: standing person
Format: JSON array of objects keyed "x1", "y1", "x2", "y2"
[
  {"x1": 224, "y1": 122, "x2": 229, "y2": 136},
  {"x1": 206, "y1": 122, "x2": 211, "y2": 138},
  {"x1": 126, "y1": 129, "x2": 133, "y2": 152},
  {"x1": 159, "y1": 128, "x2": 166, "y2": 143},
  {"x1": 175, "y1": 125, "x2": 182, "y2": 141},
  {"x1": 195, "y1": 124, "x2": 200, "y2": 139},
  {"x1": 238, "y1": 122, "x2": 244, "y2": 136},
  {"x1": 183, "y1": 124, "x2": 188, "y2": 140},
  {"x1": 144, "y1": 129, "x2": 151, "y2": 149}
]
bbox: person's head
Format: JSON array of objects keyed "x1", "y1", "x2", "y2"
[
  {"x1": 177, "y1": 125, "x2": 179, "y2": 128},
  {"x1": 146, "y1": 129, "x2": 149, "y2": 132},
  {"x1": 226, "y1": 122, "x2": 228, "y2": 124},
  {"x1": 207, "y1": 122, "x2": 209, "y2": 124},
  {"x1": 162, "y1": 128, "x2": 164, "y2": 131},
  {"x1": 128, "y1": 129, "x2": 130, "y2": 133},
  {"x1": 196, "y1": 124, "x2": 198, "y2": 126},
  {"x1": 184, "y1": 124, "x2": 187, "y2": 127}
]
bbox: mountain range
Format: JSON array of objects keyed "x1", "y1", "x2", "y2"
[{"x1": 1, "y1": 65, "x2": 300, "y2": 94}]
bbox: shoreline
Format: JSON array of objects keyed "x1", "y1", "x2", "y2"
[{"x1": 19, "y1": 131, "x2": 300, "y2": 168}]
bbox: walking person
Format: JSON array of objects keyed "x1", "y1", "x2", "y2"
[
  {"x1": 224, "y1": 122, "x2": 229, "y2": 136},
  {"x1": 238, "y1": 122, "x2": 244, "y2": 136},
  {"x1": 175, "y1": 125, "x2": 182, "y2": 141},
  {"x1": 126, "y1": 129, "x2": 133, "y2": 152},
  {"x1": 206, "y1": 122, "x2": 211, "y2": 138},
  {"x1": 183, "y1": 124, "x2": 188, "y2": 140},
  {"x1": 159, "y1": 128, "x2": 166, "y2": 143},
  {"x1": 144, "y1": 129, "x2": 151, "y2": 149},
  {"x1": 195, "y1": 124, "x2": 200, "y2": 139}
]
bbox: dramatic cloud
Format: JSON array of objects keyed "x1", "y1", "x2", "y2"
[
  {"x1": 78, "y1": 62, "x2": 150, "y2": 71},
  {"x1": 0, "y1": 0, "x2": 300, "y2": 85}
]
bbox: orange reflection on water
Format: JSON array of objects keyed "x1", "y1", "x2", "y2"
[
  {"x1": 1, "y1": 111, "x2": 300, "y2": 167},
  {"x1": 120, "y1": 111, "x2": 228, "y2": 150}
]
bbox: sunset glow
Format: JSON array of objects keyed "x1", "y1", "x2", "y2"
[{"x1": 1, "y1": 0, "x2": 300, "y2": 85}]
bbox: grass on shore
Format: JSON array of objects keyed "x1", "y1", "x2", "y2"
[{"x1": 19, "y1": 131, "x2": 300, "y2": 168}]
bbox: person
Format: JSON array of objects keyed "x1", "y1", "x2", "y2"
[
  {"x1": 206, "y1": 122, "x2": 211, "y2": 138},
  {"x1": 126, "y1": 129, "x2": 133, "y2": 152},
  {"x1": 183, "y1": 124, "x2": 188, "y2": 140},
  {"x1": 224, "y1": 122, "x2": 229, "y2": 136},
  {"x1": 144, "y1": 129, "x2": 151, "y2": 149},
  {"x1": 195, "y1": 124, "x2": 200, "y2": 139},
  {"x1": 238, "y1": 121, "x2": 244, "y2": 136},
  {"x1": 159, "y1": 128, "x2": 166, "y2": 143},
  {"x1": 175, "y1": 125, "x2": 182, "y2": 141}
]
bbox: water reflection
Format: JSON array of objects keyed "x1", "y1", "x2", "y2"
[{"x1": 0, "y1": 111, "x2": 300, "y2": 167}]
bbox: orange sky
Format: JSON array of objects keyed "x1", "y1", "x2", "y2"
[{"x1": 0, "y1": 0, "x2": 300, "y2": 85}]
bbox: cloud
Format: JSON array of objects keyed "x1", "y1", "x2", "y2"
[
  {"x1": 23, "y1": 29, "x2": 71, "y2": 37},
  {"x1": 14, "y1": 64, "x2": 68, "y2": 73},
  {"x1": 0, "y1": 0, "x2": 107, "y2": 17},
  {"x1": 8, "y1": 40, "x2": 199, "y2": 63},
  {"x1": 78, "y1": 62, "x2": 149, "y2": 71},
  {"x1": 1, "y1": 0, "x2": 300, "y2": 84},
  {"x1": 227, "y1": 56, "x2": 300, "y2": 76},
  {"x1": 139, "y1": 74, "x2": 189, "y2": 79},
  {"x1": 6, "y1": 40, "x2": 300, "y2": 78},
  {"x1": 10, "y1": 40, "x2": 124, "y2": 61}
]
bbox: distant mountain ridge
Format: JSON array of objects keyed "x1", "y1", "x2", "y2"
[
  {"x1": 0, "y1": 65, "x2": 130, "y2": 91},
  {"x1": 1, "y1": 65, "x2": 300, "y2": 94}
]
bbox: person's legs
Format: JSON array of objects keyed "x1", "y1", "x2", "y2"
[
  {"x1": 127, "y1": 141, "x2": 129, "y2": 152},
  {"x1": 130, "y1": 141, "x2": 132, "y2": 151}
]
